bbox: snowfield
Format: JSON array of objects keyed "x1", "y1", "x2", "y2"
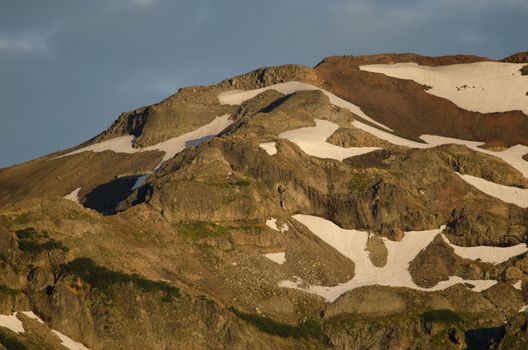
[
  {"x1": 278, "y1": 119, "x2": 380, "y2": 161},
  {"x1": 59, "y1": 115, "x2": 233, "y2": 165},
  {"x1": 359, "y1": 61, "x2": 528, "y2": 115},
  {"x1": 276, "y1": 215, "x2": 520, "y2": 302},
  {"x1": 456, "y1": 173, "x2": 528, "y2": 208}
]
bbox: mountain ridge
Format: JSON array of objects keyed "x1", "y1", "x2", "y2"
[{"x1": 0, "y1": 51, "x2": 528, "y2": 349}]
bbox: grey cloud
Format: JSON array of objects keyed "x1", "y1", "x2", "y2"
[{"x1": 0, "y1": 30, "x2": 54, "y2": 55}]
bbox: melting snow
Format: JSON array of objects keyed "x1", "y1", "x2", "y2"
[
  {"x1": 20, "y1": 311, "x2": 44, "y2": 324},
  {"x1": 278, "y1": 215, "x2": 498, "y2": 302},
  {"x1": 131, "y1": 174, "x2": 150, "y2": 190},
  {"x1": 259, "y1": 142, "x2": 278, "y2": 155},
  {"x1": 456, "y1": 173, "x2": 528, "y2": 208},
  {"x1": 0, "y1": 311, "x2": 90, "y2": 349},
  {"x1": 142, "y1": 115, "x2": 233, "y2": 164},
  {"x1": 52, "y1": 330, "x2": 91, "y2": 350},
  {"x1": 266, "y1": 218, "x2": 288, "y2": 232},
  {"x1": 64, "y1": 187, "x2": 81, "y2": 203},
  {"x1": 264, "y1": 252, "x2": 286, "y2": 265},
  {"x1": 0, "y1": 312, "x2": 24, "y2": 334},
  {"x1": 60, "y1": 136, "x2": 137, "y2": 156},
  {"x1": 278, "y1": 119, "x2": 380, "y2": 161},
  {"x1": 513, "y1": 280, "x2": 522, "y2": 290},
  {"x1": 359, "y1": 61, "x2": 528, "y2": 115},
  {"x1": 59, "y1": 115, "x2": 233, "y2": 166},
  {"x1": 520, "y1": 305, "x2": 528, "y2": 313},
  {"x1": 442, "y1": 234, "x2": 528, "y2": 264}
]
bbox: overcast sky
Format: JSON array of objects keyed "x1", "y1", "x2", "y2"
[{"x1": 0, "y1": 0, "x2": 526, "y2": 167}]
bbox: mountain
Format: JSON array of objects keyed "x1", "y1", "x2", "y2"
[{"x1": 0, "y1": 52, "x2": 528, "y2": 349}]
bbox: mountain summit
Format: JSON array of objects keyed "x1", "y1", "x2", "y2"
[{"x1": 1, "y1": 52, "x2": 528, "y2": 349}]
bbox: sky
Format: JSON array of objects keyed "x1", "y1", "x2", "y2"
[{"x1": 0, "y1": 0, "x2": 527, "y2": 167}]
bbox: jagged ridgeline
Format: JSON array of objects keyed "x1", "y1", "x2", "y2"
[{"x1": 1, "y1": 52, "x2": 528, "y2": 349}]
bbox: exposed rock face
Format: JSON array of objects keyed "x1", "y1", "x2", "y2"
[
  {"x1": 92, "y1": 86, "x2": 236, "y2": 148},
  {"x1": 502, "y1": 51, "x2": 528, "y2": 63},
  {"x1": 315, "y1": 54, "x2": 528, "y2": 148},
  {"x1": 1, "y1": 52, "x2": 528, "y2": 349}
]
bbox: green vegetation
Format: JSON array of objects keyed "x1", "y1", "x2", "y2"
[
  {"x1": 60, "y1": 257, "x2": 180, "y2": 301},
  {"x1": 197, "y1": 295, "x2": 216, "y2": 305},
  {"x1": 206, "y1": 178, "x2": 251, "y2": 188},
  {"x1": 0, "y1": 253, "x2": 8, "y2": 265},
  {"x1": 15, "y1": 228, "x2": 69, "y2": 254},
  {"x1": 175, "y1": 222, "x2": 231, "y2": 241},
  {"x1": 421, "y1": 309, "x2": 463, "y2": 324},
  {"x1": 347, "y1": 174, "x2": 376, "y2": 192},
  {"x1": 228, "y1": 307, "x2": 324, "y2": 341},
  {"x1": 0, "y1": 284, "x2": 18, "y2": 296},
  {"x1": 1, "y1": 212, "x2": 32, "y2": 226},
  {"x1": 15, "y1": 228, "x2": 44, "y2": 240},
  {"x1": 0, "y1": 329, "x2": 27, "y2": 350},
  {"x1": 18, "y1": 239, "x2": 69, "y2": 254}
]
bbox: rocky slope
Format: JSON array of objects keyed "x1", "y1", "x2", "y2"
[{"x1": 0, "y1": 52, "x2": 528, "y2": 349}]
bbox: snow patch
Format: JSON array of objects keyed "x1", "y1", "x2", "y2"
[
  {"x1": 266, "y1": 218, "x2": 288, "y2": 232},
  {"x1": 59, "y1": 115, "x2": 233, "y2": 166},
  {"x1": 0, "y1": 311, "x2": 90, "y2": 349},
  {"x1": 264, "y1": 252, "x2": 286, "y2": 265},
  {"x1": 64, "y1": 187, "x2": 81, "y2": 203},
  {"x1": 360, "y1": 61, "x2": 528, "y2": 115},
  {"x1": 520, "y1": 305, "x2": 528, "y2": 313},
  {"x1": 52, "y1": 330, "x2": 91, "y2": 350},
  {"x1": 279, "y1": 215, "x2": 497, "y2": 302},
  {"x1": 142, "y1": 115, "x2": 233, "y2": 164},
  {"x1": 131, "y1": 174, "x2": 150, "y2": 190},
  {"x1": 279, "y1": 119, "x2": 380, "y2": 161},
  {"x1": 266, "y1": 218, "x2": 280, "y2": 231},
  {"x1": 259, "y1": 142, "x2": 277, "y2": 155},
  {"x1": 0, "y1": 312, "x2": 24, "y2": 334},
  {"x1": 513, "y1": 280, "x2": 522, "y2": 290},
  {"x1": 60, "y1": 136, "x2": 137, "y2": 156},
  {"x1": 456, "y1": 172, "x2": 528, "y2": 208},
  {"x1": 442, "y1": 234, "x2": 528, "y2": 264},
  {"x1": 20, "y1": 311, "x2": 44, "y2": 324}
]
